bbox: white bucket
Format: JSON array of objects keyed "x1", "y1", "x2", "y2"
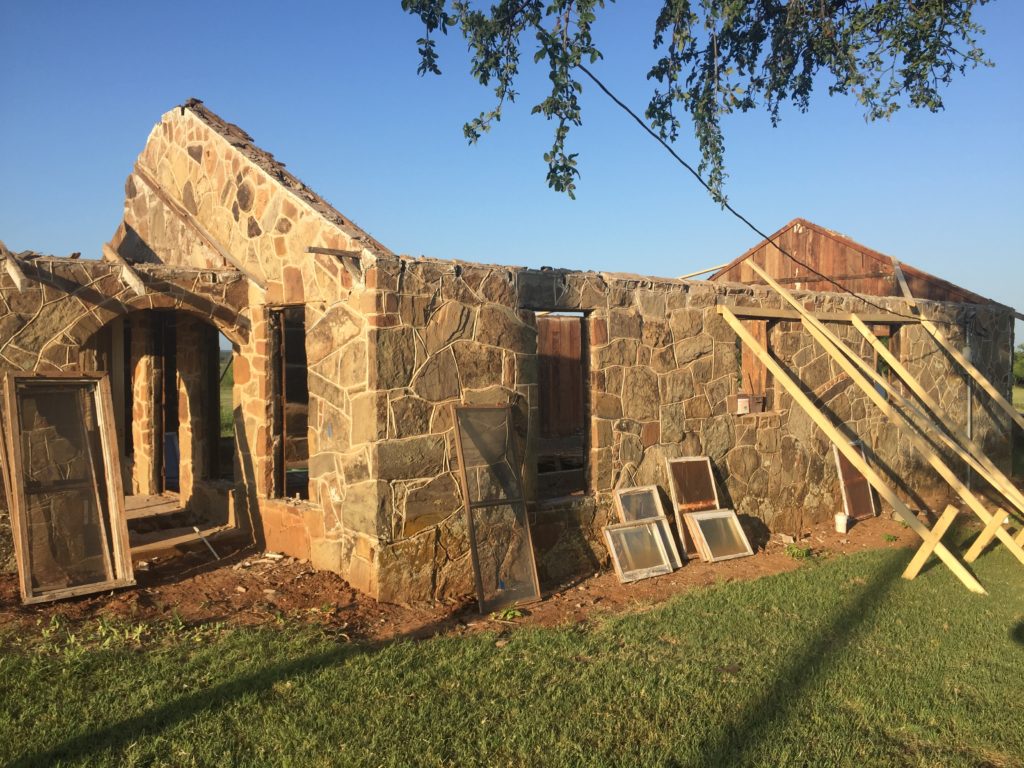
[{"x1": 835, "y1": 513, "x2": 849, "y2": 534}]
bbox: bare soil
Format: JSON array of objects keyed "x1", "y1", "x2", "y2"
[{"x1": 0, "y1": 515, "x2": 922, "y2": 643}]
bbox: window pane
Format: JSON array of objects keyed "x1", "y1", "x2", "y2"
[
  {"x1": 608, "y1": 523, "x2": 666, "y2": 573},
  {"x1": 697, "y1": 516, "x2": 748, "y2": 559}
]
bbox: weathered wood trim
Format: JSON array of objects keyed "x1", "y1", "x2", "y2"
[{"x1": 101, "y1": 243, "x2": 146, "y2": 296}]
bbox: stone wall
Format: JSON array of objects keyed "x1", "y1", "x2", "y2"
[
  {"x1": 360, "y1": 259, "x2": 1014, "y2": 603},
  {"x1": 114, "y1": 103, "x2": 385, "y2": 592},
  {"x1": 0, "y1": 101, "x2": 1014, "y2": 606},
  {"x1": 0, "y1": 258, "x2": 249, "y2": 572}
]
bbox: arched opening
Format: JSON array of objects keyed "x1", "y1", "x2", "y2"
[{"x1": 80, "y1": 309, "x2": 240, "y2": 555}]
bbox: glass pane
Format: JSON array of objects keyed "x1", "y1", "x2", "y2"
[
  {"x1": 609, "y1": 523, "x2": 667, "y2": 574},
  {"x1": 697, "y1": 515, "x2": 749, "y2": 559},
  {"x1": 16, "y1": 383, "x2": 114, "y2": 594},
  {"x1": 669, "y1": 460, "x2": 717, "y2": 511},
  {"x1": 456, "y1": 409, "x2": 522, "y2": 502},
  {"x1": 470, "y1": 503, "x2": 538, "y2": 611},
  {"x1": 617, "y1": 489, "x2": 661, "y2": 521}
]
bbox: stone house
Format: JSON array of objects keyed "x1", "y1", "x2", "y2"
[{"x1": 0, "y1": 101, "x2": 1016, "y2": 603}]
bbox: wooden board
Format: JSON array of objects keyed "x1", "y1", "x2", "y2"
[
  {"x1": 744, "y1": 260, "x2": 1024, "y2": 570},
  {"x1": 833, "y1": 442, "x2": 879, "y2": 520},
  {"x1": 719, "y1": 306, "x2": 986, "y2": 594},
  {"x1": 537, "y1": 315, "x2": 584, "y2": 439}
]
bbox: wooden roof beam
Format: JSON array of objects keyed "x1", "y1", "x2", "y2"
[
  {"x1": 102, "y1": 243, "x2": 146, "y2": 297},
  {"x1": 722, "y1": 304, "x2": 917, "y2": 325},
  {"x1": 0, "y1": 245, "x2": 29, "y2": 291},
  {"x1": 132, "y1": 163, "x2": 267, "y2": 290}
]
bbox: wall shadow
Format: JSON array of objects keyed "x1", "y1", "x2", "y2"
[{"x1": 673, "y1": 550, "x2": 909, "y2": 767}]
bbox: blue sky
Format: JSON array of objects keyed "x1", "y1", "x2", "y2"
[{"x1": 1, "y1": 2, "x2": 1021, "y2": 337}]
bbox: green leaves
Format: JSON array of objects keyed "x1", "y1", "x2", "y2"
[{"x1": 403, "y1": 1, "x2": 992, "y2": 202}]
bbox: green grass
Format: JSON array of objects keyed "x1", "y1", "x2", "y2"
[
  {"x1": 2, "y1": 544, "x2": 1022, "y2": 767},
  {"x1": 219, "y1": 353, "x2": 233, "y2": 438},
  {"x1": 1014, "y1": 385, "x2": 1023, "y2": 412}
]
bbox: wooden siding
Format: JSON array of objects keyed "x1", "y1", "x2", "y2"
[
  {"x1": 710, "y1": 219, "x2": 1000, "y2": 306},
  {"x1": 537, "y1": 315, "x2": 584, "y2": 439}
]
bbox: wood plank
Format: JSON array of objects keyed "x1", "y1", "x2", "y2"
[
  {"x1": 892, "y1": 259, "x2": 1024, "y2": 431},
  {"x1": 101, "y1": 243, "x2": 146, "y2": 296},
  {"x1": 740, "y1": 319, "x2": 768, "y2": 397},
  {"x1": 903, "y1": 505, "x2": 960, "y2": 580},
  {"x1": 677, "y1": 263, "x2": 731, "y2": 280},
  {"x1": 745, "y1": 260, "x2": 1024, "y2": 566},
  {"x1": 719, "y1": 307, "x2": 986, "y2": 594},
  {"x1": 725, "y1": 305, "x2": 915, "y2": 325},
  {"x1": 133, "y1": 163, "x2": 267, "y2": 290},
  {"x1": 851, "y1": 316, "x2": 1024, "y2": 518},
  {"x1": 964, "y1": 508, "x2": 1008, "y2": 563}
]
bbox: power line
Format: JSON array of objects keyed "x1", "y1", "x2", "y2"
[{"x1": 575, "y1": 62, "x2": 932, "y2": 326}]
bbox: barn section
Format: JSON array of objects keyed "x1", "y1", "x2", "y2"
[{"x1": 0, "y1": 102, "x2": 1017, "y2": 605}]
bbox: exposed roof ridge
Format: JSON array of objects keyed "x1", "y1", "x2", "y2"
[
  {"x1": 708, "y1": 217, "x2": 1003, "y2": 307},
  {"x1": 179, "y1": 98, "x2": 393, "y2": 259}
]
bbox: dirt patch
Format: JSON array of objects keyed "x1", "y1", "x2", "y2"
[{"x1": 0, "y1": 515, "x2": 923, "y2": 644}]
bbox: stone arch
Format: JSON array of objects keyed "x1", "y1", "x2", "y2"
[{"x1": 38, "y1": 287, "x2": 249, "y2": 372}]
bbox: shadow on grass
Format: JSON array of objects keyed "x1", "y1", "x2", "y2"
[
  {"x1": 676, "y1": 549, "x2": 910, "y2": 767},
  {"x1": 11, "y1": 635, "x2": 380, "y2": 767}
]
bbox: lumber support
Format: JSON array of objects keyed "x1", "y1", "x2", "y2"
[
  {"x1": 723, "y1": 305, "x2": 915, "y2": 325},
  {"x1": 133, "y1": 163, "x2": 267, "y2": 290},
  {"x1": 850, "y1": 315, "x2": 1024, "y2": 518},
  {"x1": 101, "y1": 243, "x2": 146, "y2": 297},
  {"x1": 892, "y1": 259, "x2": 1024, "y2": 431},
  {"x1": 964, "y1": 509, "x2": 1008, "y2": 563},
  {"x1": 678, "y1": 262, "x2": 730, "y2": 280},
  {"x1": 744, "y1": 259, "x2": 1024, "y2": 569},
  {"x1": 0, "y1": 241, "x2": 29, "y2": 291},
  {"x1": 903, "y1": 506, "x2": 960, "y2": 580},
  {"x1": 719, "y1": 305, "x2": 985, "y2": 594}
]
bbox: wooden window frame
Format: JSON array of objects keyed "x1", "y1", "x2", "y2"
[
  {"x1": 2, "y1": 372, "x2": 134, "y2": 604},
  {"x1": 833, "y1": 442, "x2": 880, "y2": 520},
  {"x1": 603, "y1": 518, "x2": 674, "y2": 583},
  {"x1": 612, "y1": 485, "x2": 683, "y2": 568},
  {"x1": 268, "y1": 306, "x2": 309, "y2": 500},
  {"x1": 682, "y1": 508, "x2": 753, "y2": 563},
  {"x1": 452, "y1": 404, "x2": 541, "y2": 613}
]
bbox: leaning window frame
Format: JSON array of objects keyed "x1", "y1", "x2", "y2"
[
  {"x1": 2, "y1": 372, "x2": 135, "y2": 604},
  {"x1": 452, "y1": 404, "x2": 541, "y2": 613},
  {"x1": 682, "y1": 508, "x2": 753, "y2": 563},
  {"x1": 603, "y1": 518, "x2": 675, "y2": 583},
  {"x1": 612, "y1": 485, "x2": 684, "y2": 569}
]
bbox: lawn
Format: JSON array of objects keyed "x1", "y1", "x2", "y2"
[
  {"x1": 1, "y1": 543, "x2": 1022, "y2": 767},
  {"x1": 1014, "y1": 385, "x2": 1023, "y2": 412}
]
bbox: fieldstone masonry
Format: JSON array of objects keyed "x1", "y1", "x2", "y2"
[{"x1": 0, "y1": 101, "x2": 1014, "y2": 606}]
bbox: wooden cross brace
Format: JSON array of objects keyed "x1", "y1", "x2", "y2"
[
  {"x1": 904, "y1": 506, "x2": 960, "y2": 580},
  {"x1": 964, "y1": 509, "x2": 1010, "y2": 563}
]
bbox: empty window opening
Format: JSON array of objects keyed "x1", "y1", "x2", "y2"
[
  {"x1": 536, "y1": 312, "x2": 587, "y2": 498},
  {"x1": 208, "y1": 332, "x2": 235, "y2": 480},
  {"x1": 270, "y1": 306, "x2": 309, "y2": 500},
  {"x1": 155, "y1": 312, "x2": 179, "y2": 493}
]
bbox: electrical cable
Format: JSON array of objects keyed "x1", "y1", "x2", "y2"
[{"x1": 576, "y1": 61, "x2": 941, "y2": 326}]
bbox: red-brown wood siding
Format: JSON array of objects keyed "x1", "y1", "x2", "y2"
[{"x1": 537, "y1": 315, "x2": 584, "y2": 439}]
